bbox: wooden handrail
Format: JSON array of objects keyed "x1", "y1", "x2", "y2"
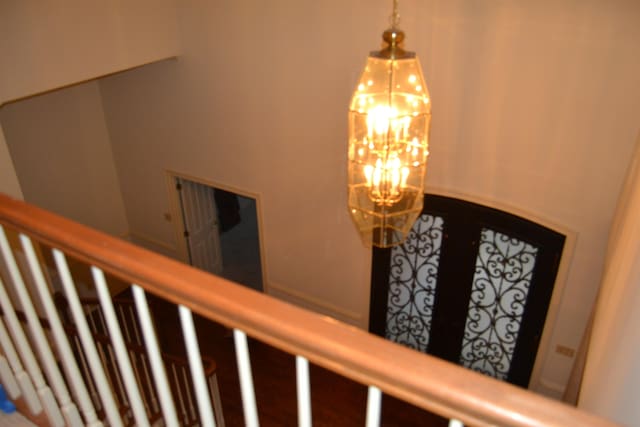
[{"x1": 0, "y1": 194, "x2": 618, "y2": 427}]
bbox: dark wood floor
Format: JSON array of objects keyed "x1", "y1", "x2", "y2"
[{"x1": 146, "y1": 293, "x2": 448, "y2": 427}]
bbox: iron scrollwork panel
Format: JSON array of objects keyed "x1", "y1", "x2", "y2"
[
  {"x1": 459, "y1": 228, "x2": 539, "y2": 380},
  {"x1": 385, "y1": 214, "x2": 444, "y2": 352}
]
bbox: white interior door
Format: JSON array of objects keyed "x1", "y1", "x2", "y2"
[{"x1": 177, "y1": 178, "x2": 223, "y2": 275}]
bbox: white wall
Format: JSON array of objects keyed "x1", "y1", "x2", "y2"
[
  {"x1": 0, "y1": 0, "x2": 179, "y2": 105},
  {"x1": 0, "y1": 125, "x2": 23, "y2": 200},
  {"x1": 0, "y1": 82, "x2": 128, "y2": 237},
  {"x1": 95, "y1": 0, "x2": 639, "y2": 397},
  {"x1": 579, "y1": 134, "x2": 640, "y2": 425}
]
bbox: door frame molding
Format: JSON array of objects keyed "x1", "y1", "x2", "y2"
[{"x1": 164, "y1": 170, "x2": 270, "y2": 294}]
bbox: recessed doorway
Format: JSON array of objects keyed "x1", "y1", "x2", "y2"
[{"x1": 167, "y1": 173, "x2": 264, "y2": 292}]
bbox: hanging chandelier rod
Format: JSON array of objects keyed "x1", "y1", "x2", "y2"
[{"x1": 390, "y1": 0, "x2": 400, "y2": 29}]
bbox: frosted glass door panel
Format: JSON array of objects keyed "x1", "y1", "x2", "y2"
[
  {"x1": 385, "y1": 214, "x2": 443, "y2": 352},
  {"x1": 459, "y1": 229, "x2": 539, "y2": 380}
]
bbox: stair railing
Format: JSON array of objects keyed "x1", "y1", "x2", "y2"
[{"x1": 0, "y1": 193, "x2": 620, "y2": 427}]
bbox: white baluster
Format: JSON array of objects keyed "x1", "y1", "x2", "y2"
[
  {"x1": 115, "y1": 303, "x2": 149, "y2": 413},
  {"x1": 0, "y1": 318, "x2": 25, "y2": 399},
  {"x1": 52, "y1": 249, "x2": 124, "y2": 427},
  {"x1": 127, "y1": 302, "x2": 159, "y2": 412},
  {"x1": 92, "y1": 267, "x2": 151, "y2": 427},
  {"x1": 179, "y1": 304, "x2": 216, "y2": 427},
  {"x1": 21, "y1": 235, "x2": 98, "y2": 427},
  {"x1": 296, "y1": 356, "x2": 312, "y2": 427},
  {"x1": 233, "y1": 329, "x2": 259, "y2": 427},
  {"x1": 365, "y1": 386, "x2": 381, "y2": 427},
  {"x1": 0, "y1": 354, "x2": 19, "y2": 398},
  {"x1": 131, "y1": 284, "x2": 179, "y2": 427},
  {"x1": 0, "y1": 226, "x2": 57, "y2": 421}
]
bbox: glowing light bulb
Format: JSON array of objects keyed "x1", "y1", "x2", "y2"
[
  {"x1": 372, "y1": 159, "x2": 382, "y2": 188},
  {"x1": 400, "y1": 167, "x2": 410, "y2": 188},
  {"x1": 366, "y1": 106, "x2": 394, "y2": 136},
  {"x1": 364, "y1": 164, "x2": 374, "y2": 187}
]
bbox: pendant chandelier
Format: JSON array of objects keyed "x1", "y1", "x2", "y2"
[{"x1": 347, "y1": 0, "x2": 431, "y2": 248}]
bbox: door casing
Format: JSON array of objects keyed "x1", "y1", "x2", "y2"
[{"x1": 165, "y1": 170, "x2": 270, "y2": 293}]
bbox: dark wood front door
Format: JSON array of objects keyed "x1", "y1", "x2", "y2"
[{"x1": 369, "y1": 194, "x2": 565, "y2": 387}]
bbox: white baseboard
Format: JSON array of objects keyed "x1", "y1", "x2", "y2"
[
  {"x1": 124, "y1": 232, "x2": 179, "y2": 260},
  {"x1": 533, "y1": 378, "x2": 566, "y2": 400},
  {"x1": 268, "y1": 281, "x2": 365, "y2": 328}
]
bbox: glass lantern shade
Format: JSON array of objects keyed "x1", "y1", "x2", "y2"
[{"x1": 348, "y1": 50, "x2": 431, "y2": 248}]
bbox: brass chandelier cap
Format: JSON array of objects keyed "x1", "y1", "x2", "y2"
[{"x1": 370, "y1": 28, "x2": 416, "y2": 60}]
